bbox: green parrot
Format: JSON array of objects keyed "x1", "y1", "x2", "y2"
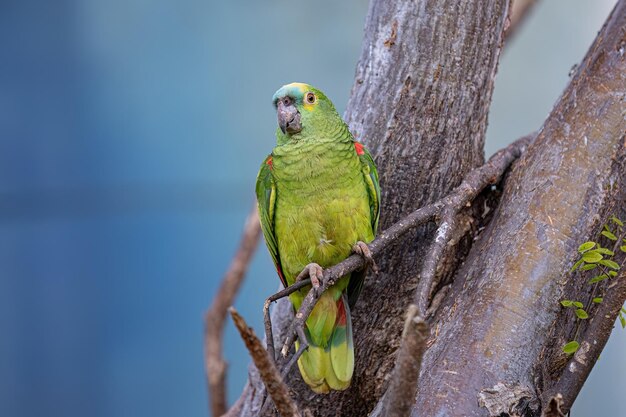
[{"x1": 256, "y1": 82, "x2": 380, "y2": 393}]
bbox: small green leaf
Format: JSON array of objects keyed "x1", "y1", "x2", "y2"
[
  {"x1": 593, "y1": 297, "x2": 603, "y2": 303},
  {"x1": 571, "y1": 259, "x2": 584, "y2": 272},
  {"x1": 575, "y1": 309, "x2": 589, "y2": 319},
  {"x1": 595, "y1": 248, "x2": 614, "y2": 256},
  {"x1": 620, "y1": 245, "x2": 626, "y2": 253},
  {"x1": 599, "y1": 259, "x2": 620, "y2": 270},
  {"x1": 620, "y1": 314, "x2": 626, "y2": 329},
  {"x1": 573, "y1": 301, "x2": 584, "y2": 308},
  {"x1": 581, "y1": 263, "x2": 598, "y2": 271},
  {"x1": 621, "y1": 307, "x2": 626, "y2": 314},
  {"x1": 563, "y1": 340, "x2": 580, "y2": 354},
  {"x1": 578, "y1": 241, "x2": 596, "y2": 253},
  {"x1": 560, "y1": 300, "x2": 574, "y2": 307},
  {"x1": 589, "y1": 274, "x2": 609, "y2": 284},
  {"x1": 611, "y1": 216, "x2": 624, "y2": 227},
  {"x1": 602, "y1": 230, "x2": 618, "y2": 241},
  {"x1": 582, "y1": 251, "x2": 603, "y2": 263},
  {"x1": 609, "y1": 271, "x2": 618, "y2": 277}
]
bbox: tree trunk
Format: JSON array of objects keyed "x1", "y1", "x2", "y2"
[
  {"x1": 228, "y1": 0, "x2": 626, "y2": 416},
  {"x1": 409, "y1": 1, "x2": 626, "y2": 415}
]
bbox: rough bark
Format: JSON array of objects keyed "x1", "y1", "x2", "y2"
[{"x1": 410, "y1": 2, "x2": 626, "y2": 415}]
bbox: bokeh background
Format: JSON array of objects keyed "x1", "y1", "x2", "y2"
[{"x1": 1, "y1": 1, "x2": 623, "y2": 416}]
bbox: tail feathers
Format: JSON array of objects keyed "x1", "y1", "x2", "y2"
[
  {"x1": 330, "y1": 295, "x2": 354, "y2": 383},
  {"x1": 297, "y1": 294, "x2": 354, "y2": 393},
  {"x1": 306, "y1": 295, "x2": 336, "y2": 347}
]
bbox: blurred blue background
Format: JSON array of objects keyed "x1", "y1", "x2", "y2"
[{"x1": 1, "y1": 1, "x2": 622, "y2": 416}]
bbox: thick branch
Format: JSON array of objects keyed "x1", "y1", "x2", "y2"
[
  {"x1": 379, "y1": 305, "x2": 428, "y2": 417},
  {"x1": 205, "y1": 206, "x2": 261, "y2": 417},
  {"x1": 229, "y1": 308, "x2": 302, "y2": 417},
  {"x1": 414, "y1": 133, "x2": 532, "y2": 315}
]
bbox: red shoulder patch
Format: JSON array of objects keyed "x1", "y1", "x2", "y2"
[
  {"x1": 354, "y1": 141, "x2": 365, "y2": 156},
  {"x1": 275, "y1": 266, "x2": 285, "y2": 284},
  {"x1": 336, "y1": 296, "x2": 347, "y2": 325},
  {"x1": 266, "y1": 156, "x2": 273, "y2": 169}
]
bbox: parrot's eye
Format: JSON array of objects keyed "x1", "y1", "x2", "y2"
[{"x1": 305, "y1": 92, "x2": 316, "y2": 104}]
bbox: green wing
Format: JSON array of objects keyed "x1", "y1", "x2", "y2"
[
  {"x1": 347, "y1": 142, "x2": 380, "y2": 308},
  {"x1": 255, "y1": 155, "x2": 287, "y2": 287},
  {"x1": 357, "y1": 143, "x2": 380, "y2": 233}
]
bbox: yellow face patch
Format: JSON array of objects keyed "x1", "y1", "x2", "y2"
[
  {"x1": 284, "y1": 83, "x2": 316, "y2": 110},
  {"x1": 302, "y1": 91, "x2": 318, "y2": 111}
]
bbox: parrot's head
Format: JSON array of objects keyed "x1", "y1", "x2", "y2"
[{"x1": 272, "y1": 82, "x2": 342, "y2": 141}]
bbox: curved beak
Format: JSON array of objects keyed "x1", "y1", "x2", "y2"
[{"x1": 276, "y1": 100, "x2": 302, "y2": 135}]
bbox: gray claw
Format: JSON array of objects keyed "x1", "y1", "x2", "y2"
[
  {"x1": 353, "y1": 241, "x2": 379, "y2": 274},
  {"x1": 296, "y1": 263, "x2": 325, "y2": 287}
]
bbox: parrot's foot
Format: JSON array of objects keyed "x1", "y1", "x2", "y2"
[
  {"x1": 352, "y1": 241, "x2": 379, "y2": 274},
  {"x1": 295, "y1": 263, "x2": 324, "y2": 288}
]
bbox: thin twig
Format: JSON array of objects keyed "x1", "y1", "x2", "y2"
[
  {"x1": 506, "y1": 0, "x2": 540, "y2": 41},
  {"x1": 230, "y1": 307, "x2": 302, "y2": 417},
  {"x1": 204, "y1": 206, "x2": 261, "y2": 417},
  {"x1": 264, "y1": 280, "x2": 311, "y2": 363},
  {"x1": 221, "y1": 391, "x2": 247, "y2": 417},
  {"x1": 414, "y1": 208, "x2": 458, "y2": 315}
]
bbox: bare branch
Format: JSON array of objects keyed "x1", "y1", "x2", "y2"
[
  {"x1": 414, "y1": 210, "x2": 458, "y2": 315},
  {"x1": 221, "y1": 393, "x2": 246, "y2": 417},
  {"x1": 204, "y1": 206, "x2": 261, "y2": 417},
  {"x1": 547, "y1": 265, "x2": 626, "y2": 412},
  {"x1": 379, "y1": 305, "x2": 429, "y2": 417},
  {"x1": 506, "y1": 0, "x2": 540, "y2": 41},
  {"x1": 264, "y1": 280, "x2": 311, "y2": 363},
  {"x1": 414, "y1": 133, "x2": 534, "y2": 315},
  {"x1": 229, "y1": 307, "x2": 302, "y2": 417}
]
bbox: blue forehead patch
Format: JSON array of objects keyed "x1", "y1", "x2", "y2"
[{"x1": 272, "y1": 82, "x2": 309, "y2": 104}]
